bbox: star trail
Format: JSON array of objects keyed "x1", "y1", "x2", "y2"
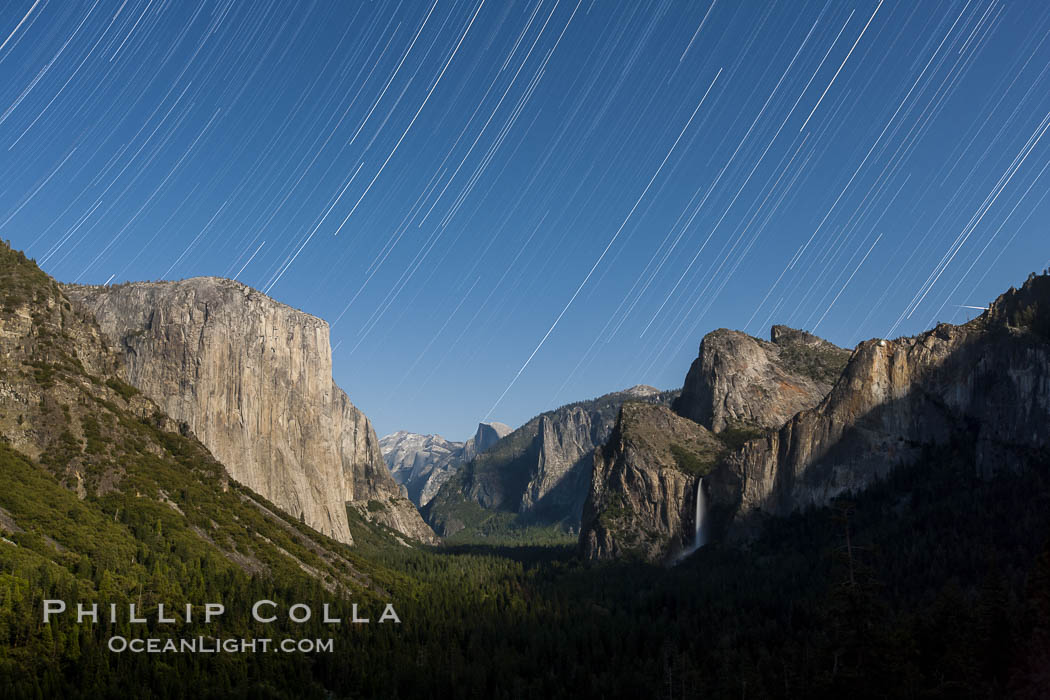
[{"x1": 2, "y1": 0, "x2": 1048, "y2": 439}]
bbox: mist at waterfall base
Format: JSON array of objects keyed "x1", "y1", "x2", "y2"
[{"x1": 674, "y1": 479, "x2": 708, "y2": 564}]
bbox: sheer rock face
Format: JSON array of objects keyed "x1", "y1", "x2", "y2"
[
  {"x1": 508, "y1": 385, "x2": 674, "y2": 521},
  {"x1": 461, "y1": 421, "x2": 512, "y2": 463},
  {"x1": 0, "y1": 244, "x2": 379, "y2": 592},
  {"x1": 576, "y1": 329, "x2": 843, "y2": 563},
  {"x1": 380, "y1": 421, "x2": 511, "y2": 507},
  {"x1": 517, "y1": 405, "x2": 610, "y2": 515},
  {"x1": 579, "y1": 403, "x2": 724, "y2": 562},
  {"x1": 674, "y1": 326, "x2": 849, "y2": 433},
  {"x1": 709, "y1": 274, "x2": 1050, "y2": 540},
  {"x1": 426, "y1": 386, "x2": 679, "y2": 536},
  {"x1": 65, "y1": 278, "x2": 436, "y2": 545}
]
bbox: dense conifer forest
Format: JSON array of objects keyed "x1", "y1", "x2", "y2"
[
  {"x1": 3, "y1": 432, "x2": 1049, "y2": 698},
  {"x1": 4, "y1": 0, "x2": 1050, "y2": 695},
  {"x1": 3, "y1": 239, "x2": 1050, "y2": 698}
]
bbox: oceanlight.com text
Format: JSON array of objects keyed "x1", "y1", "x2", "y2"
[{"x1": 107, "y1": 636, "x2": 335, "y2": 654}]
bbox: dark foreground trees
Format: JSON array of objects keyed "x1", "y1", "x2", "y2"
[{"x1": 2, "y1": 441, "x2": 1049, "y2": 699}]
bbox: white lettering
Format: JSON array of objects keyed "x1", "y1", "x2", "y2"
[
  {"x1": 76, "y1": 603, "x2": 98, "y2": 624},
  {"x1": 323, "y1": 604, "x2": 340, "y2": 624},
  {"x1": 252, "y1": 600, "x2": 277, "y2": 623},
  {"x1": 379, "y1": 604, "x2": 400, "y2": 624},
  {"x1": 157, "y1": 604, "x2": 175, "y2": 624},
  {"x1": 128, "y1": 604, "x2": 146, "y2": 624},
  {"x1": 43, "y1": 600, "x2": 65, "y2": 623},
  {"x1": 288, "y1": 603, "x2": 311, "y2": 623},
  {"x1": 204, "y1": 603, "x2": 224, "y2": 623}
]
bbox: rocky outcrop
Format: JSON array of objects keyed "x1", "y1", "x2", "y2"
[
  {"x1": 65, "y1": 278, "x2": 436, "y2": 545},
  {"x1": 572, "y1": 328, "x2": 844, "y2": 561},
  {"x1": 579, "y1": 403, "x2": 724, "y2": 562},
  {"x1": 380, "y1": 421, "x2": 511, "y2": 507},
  {"x1": 709, "y1": 273, "x2": 1050, "y2": 540},
  {"x1": 674, "y1": 326, "x2": 849, "y2": 433},
  {"x1": 461, "y1": 421, "x2": 512, "y2": 463},
  {"x1": 425, "y1": 385, "x2": 678, "y2": 535},
  {"x1": 381, "y1": 431, "x2": 462, "y2": 503},
  {"x1": 0, "y1": 249, "x2": 130, "y2": 473},
  {"x1": 516, "y1": 404, "x2": 616, "y2": 516},
  {"x1": 0, "y1": 242, "x2": 376, "y2": 598}
]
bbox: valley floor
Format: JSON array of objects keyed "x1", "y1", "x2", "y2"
[{"x1": 3, "y1": 440, "x2": 1050, "y2": 699}]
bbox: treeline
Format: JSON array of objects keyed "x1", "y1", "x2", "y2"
[{"x1": 2, "y1": 438, "x2": 1050, "y2": 698}]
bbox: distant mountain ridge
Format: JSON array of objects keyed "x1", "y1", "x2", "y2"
[
  {"x1": 380, "y1": 421, "x2": 512, "y2": 506},
  {"x1": 424, "y1": 385, "x2": 678, "y2": 537},
  {"x1": 381, "y1": 431, "x2": 461, "y2": 500}
]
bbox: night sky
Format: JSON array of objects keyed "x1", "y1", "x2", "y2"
[{"x1": 2, "y1": 0, "x2": 1049, "y2": 441}]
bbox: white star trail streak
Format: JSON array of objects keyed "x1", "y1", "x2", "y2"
[
  {"x1": 799, "y1": 0, "x2": 884, "y2": 132},
  {"x1": 484, "y1": 68, "x2": 722, "y2": 419},
  {"x1": 1, "y1": 0, "x2": 1048, "y2": 438},
  {"x1": 641, "y1": 10, "x2": 826, "y2": 338},
  {"x1": 0, "y1": 0, "x2": 41, "y2": 59}
]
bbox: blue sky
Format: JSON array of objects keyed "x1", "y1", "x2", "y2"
[{"x1": 2, "y1": 0, "x2": 1049, "y2": 441}]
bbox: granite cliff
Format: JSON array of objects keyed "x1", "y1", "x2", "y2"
[
  {"x1": 581, "y1": 326, "x2": 848, "y2": 561},
  {"x1": 708, "y1": 272, "x2": 1050, "y2": 541},
  {"x1": 380, "y1": 421, "x2": 511, "y2": 506},
  {"x1": 585, "y1": 276, "x2": 1050, "y2": 556},
  {"x1": 65, "y1": 277, "x2": 436, "y2": 545},
  {"x1": 579, "y1": 403, "x2": 724, "y2": 562},
  {"x1": 425, "y1": 385, "x2": 677, "y2": 537},
  {"x1": 461, "y1": 421, "x2": 513, "y2": 463},
  {"x1": 0, "y1": 242, "x2": 372, "y2": 595},
  {"x1": 674, "y1": 325, "x2": 849, "y2": 433}
]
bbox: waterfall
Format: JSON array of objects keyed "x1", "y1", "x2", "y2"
[
  {"x1": 674, "y1": 478, "x2": 707, "y2": 564},
  {"x1": 693, "y1": 478, "x2": 707, "y2": 550}
]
